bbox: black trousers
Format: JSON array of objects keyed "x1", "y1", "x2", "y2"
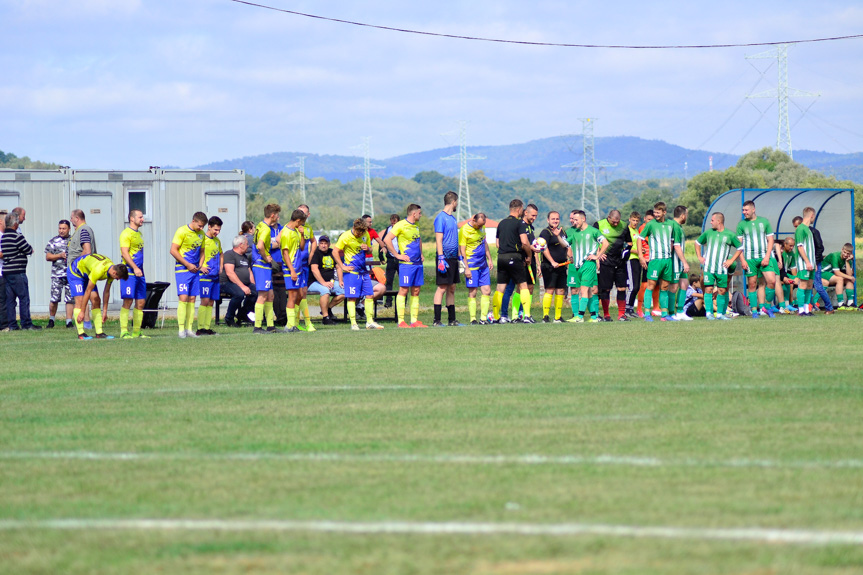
[
  {"x1": 385, "y1": 258, "x2": 399, "y2": 305},
  {"x1": 0, "y1": 275, "x2": 7, "y2": 329},
  {"x1": 221, "y1": 282, "x2": 257, "y2": 324},
  {"x1": 272, "y1": 268, "x2": 287, "y2": 325},
  {"x1": 626, "y1": 259, "x2": 641, "y2": 308}
]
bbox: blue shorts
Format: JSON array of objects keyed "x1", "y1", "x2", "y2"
[
  {"x1": 343, "y1": 273, "x2": 374, "y2": 299},
  {"x1": 67, "y1": 266, "x2": 98, "y2": 297},
  {"x1": 120, "y1": 275, "x2": 147, "y2": 300},
  {"x1": 199, "y1": 276, "x2": 220, "y2": 300},
  {"x1": 399, "y1": 264, "x2": 424, "y2": 287},
  {"x1": 307, "y1": 280, "x2": 344, "y2": 296},
  {"x1": 175, "y1": 269, "x2": 200, "y2": 297},
  {"x1": 465, "y1": 266, "x2": 491, "y2": 288},
  {"x1": 284, "y1": 271, "x2": 308, "y2": 290},
  {"x1": 252, "y1": 265, "x2": 273, "y2": 292}
]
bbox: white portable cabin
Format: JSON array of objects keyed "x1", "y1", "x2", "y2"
[{"x1": 0, "y1": 168, "x2": 245, "y2": 312}]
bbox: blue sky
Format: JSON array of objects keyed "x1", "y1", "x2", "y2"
[{"x1": 2, "y1": 0, "x2": 862, "y2": 170}]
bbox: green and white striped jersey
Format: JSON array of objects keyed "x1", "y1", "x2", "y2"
[
  {"x1": 568, "y1": 226, "x2": 604, "y2": 268},
  {"x1": 736, "y1": 216, "x2": 774, "y2": 259},
  {"x1": 637, "y1": 218, "x2": 675, "y2": 260},
  {"x1": 696, "y1": 229, "x2": 742, "y2": 275},
  {"x1": 794, "y1": 225, "x2": 815, "y2": 271},
  {"x1": 671, "y1": 220, "x2": 686, "y2": 269}
]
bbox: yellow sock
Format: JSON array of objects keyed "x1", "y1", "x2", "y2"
[
  {"x1": 287, "y1": 307, "x2": 297, "y2": 329},
  {"x1": 542, "y1": 293, "x2": 553, "y2": 318},
  {"x1": 264, "y1": 302, "x2": 274, "y2": 328},
  {"x1": 254, "y1": 303, "x2": 264, "y2": 328},
  {"x1": 74, "y1": 308, "x2": 84, "y2": 335},
  {"x1": 178, "y1": 301, "x2": 188, "y2": 333},
  {"x1": 468, "y1": 297, "x2": 477, "y2": 322},
  {"x1": 132, "y1": 309, "x2": 143, "y2": 335},
  {"x1": 410, "y1": 296, "x2": 420, "y2": 324},
  {"x1": 347, "y1": 300, "x2": 357, "y2": 326},
  {"x1": 365, "y1": 298, "x2": 374, "y2": 325},
  {"x1": 299, "y1": 299, "x2": 312, "y2": 327},
  {"x1": 185, "y1": 301, "x2": 195, "y2": 331},
  {"x1": 396, "y1": 294, "x2": 406, "y2": 323},
  {"x1": 520, "y1": 289, "x2": 532, "y2": 318},
  {"x1": 481, "y1": 294, "x2": 490, "y2": 320},
  {"x1": 92, "y1": 309, "x2": 103, "y2": 334},
  {"x1": 554, "y1": 295, "x2": 564, "y2": 320},
  {"x1": 199, "y1": 305, "x2": 212, "y2": 330},
  {"x1": 119, "y1": 307, "x2": 130, "y2": 334},
  {"x1": 492, "y1": 291, "x2": 503, "y2": 321}
]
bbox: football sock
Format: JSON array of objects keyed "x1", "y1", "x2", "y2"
[
  {"x1": 396, "y1": 294, "x2": 406, "y2": 323},
  {"x1": 286, "y1": 307, "x2": 297, "y2": 328},
  {"x1": 480, "y1": 294, "x2": 490, "y2": 319},
  {"x1": 617, "y1": 296, "x2": 627, "y2": 318},
  {"x1": 510, "y1": 293, "x2": 521, "y2": 319},
  {"x1": 49, "y1": 314, "x2": 55, "y2": 321},
  {"x1": 199, "y1": 305, "x2": 212, "y2": 330},
  {"x1": 519, "y1": 289, "x2": 532, "y2": 318},
  {"x1": 185, "y1": 300, "x2": 195, "y2": 331},
  {"x1": 717, "y1": 293, "x2": 728, "y2": 314},
  {"x1": 600, "y1": 298, "x2": 610, "y2": 317},
  {"x1": 254, "y1": 302, "x2": 264, "y2": 328},
  {"x1": 92, "y1": 309, "x2": 103, "y2": 334},
  {"x1": 434, "y1": 304, "x2": 442, "y2": 322},
  {"x1": 705, "y1": 293, "x2": 713, "y2": 314},
  {"x1": 264, "y1": 302, "x2": 274, "y2": 328},
  {"x1": 570, "y1": 293, "x2": 579, "y2": 317},
  {"x1": 765, "y1": 288, "x2": 776, "y2": 307},
  {"x1": 347, "y1": 301, "x2": 357, "y2": 326},
  {"x1": 468, "y1": 297, "x2": 477, "y2": 322},
  {"x1": 447, "y1": 304, "x2": 456, "y2": 323},
  {"x1": 542, "y1": 293, "x2": 553, "y2": 318},
  {"x1": 579, "y1": 296, "x2": 588, "y2": 317},
  {"x1": 659, "y1": 291, "x2": 668, "y2": 317},
  {"x1": 299, "y1": 299, "x2": 312, "y2": 327},
  {"x1": 677, "y1": 289, "x2": 686, "y2": 310},
  {"x1": 119, "y1": 308, "x2": 130, "y2": 334},
  {"x1": 554, "y1": 295, "x2": 564, "y2": 320},
  {"x1": 366, "y1": 298, "x2": 375, "y2": 325},
  {"x1": 410, "y1": 296, "x2": 420, "y2": 323},
  {"x1": 492, "y1": 291, "x2": 502, "y2": 320},
  {"x1": 132, "y1": 309, "x2": 143, "y2": 335},
  {"x1": 74, "y1": 308, "x2": 84, "y2": 335},
  {"x1": 178, "y1": 301, "x2": 189, "y2": 333},
  {"x1": 796, "y1": 288, "x2": 806, "y2": 310},
  {"x1": 589, "y1": 295, "x2": 598, "y2": 318},
  {"x1": 644, "y1": 289, "x2": 653, "y2": 315},
  {"x1": 846, "y1": 289, "x2": 855, "y2": 305}
]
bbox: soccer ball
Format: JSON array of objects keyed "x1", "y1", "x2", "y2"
[{"x1": 532, "y1": 237, "x2": 547, "y2": 252}]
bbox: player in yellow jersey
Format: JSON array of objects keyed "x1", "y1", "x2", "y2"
[
  {"x1": 118, "y1": 209, "x2": 148, "y2": 339},
  {"x1": 170, "y1": 212, "x2": 207, "y2": 338},
  {"x1": 197, "y1": 216, "x2": 223, "y2": 336},
  {"x1": 280, "y1": 209, "x2": 310, "y2": 333},
  {"x1": 459, "y1": 212, "x2": 494, "y2": 325},
  {"x1": 385, "y1": 203, "x2": 426, "y2": 328},
  {"x1": 295, "y1": 204, "x2": 317, "y2": 331},
  {"x1": 250, "y1": 204, "x2": 281, "y2": 334},
  {"x1": 68, "y1": 253, "x2": 129, "y2": 340},
  {"x1": 334, "y1": 218, "x2": 384, "y2": 330}
]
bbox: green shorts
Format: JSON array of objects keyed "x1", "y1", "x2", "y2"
[
  {"x1": 646, "y1": 258, "x2": 674, "y2": 282},
  {"x1": 577, "y1": 260, "x2": 598, "y2": 288},
  {"x1": 745, "y1": 256, "x2": 780, "y2": 278},
  {"x1": 797, "y1": 269, "x2": 813, "y2": 282},
  {"x1": 672, "y1": 256, "x2": 686, "y2": 282},
  {"x1": 567, "y1": 264, "x2": 581, "y2": 289},
  {"x1": 820, "y1": 269, "x2": 834, "y2": 281},
  {"x1": 703, "y1": 272, "x2": 729, "y2": 289}
]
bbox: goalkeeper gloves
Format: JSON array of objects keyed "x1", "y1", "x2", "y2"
[{"x1": 437, "y1": 255, "x2": 449, "y2": 273}]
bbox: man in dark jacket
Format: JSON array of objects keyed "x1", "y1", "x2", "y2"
[{"x1": 1, "y1": 210, "x2": 41, "y2": 330}]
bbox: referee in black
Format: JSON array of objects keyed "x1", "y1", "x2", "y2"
[
  {"x1": 593, "y1": 209, "x2": 633, "y2": 321},
  {"x1": 494, "y1": 199, "x2": 536, "y2": 323}
]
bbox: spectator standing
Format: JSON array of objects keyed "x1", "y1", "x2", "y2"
[
  {"x1": 219, "y1": 235, "x2": 257, "y2": 327},
  {"x1": 1, "y1": 210, "x2": 40, "y2": 330},
  {"x1": 0, "y1": 210, "x2": 7, "y2": 330},
  {"x1": 381, "y1": 214, "x2": 401, "y2": 308},
  {"x1": 241, "y1": 221, "x2": 255, "y2": 256},
  {"x1": 809, "y1": 215, "x2": 835, "y2": 314},
  {"x1": 44, "y1": 219, "x2": 74, "y2": 328},
  {"x1": 308, "y1": 235, "x2": 345, "y2": 325}
]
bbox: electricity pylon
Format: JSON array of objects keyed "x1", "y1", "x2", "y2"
[
  {"x1": 562, "y1": 118, "x2": 616, "y2": 221},
  {"x1": 746, "y1": 44, "x2": 819, "y2": 159},
  {"x1": 349, "y1": 138, "x2": 384, "y2": 218},
  {"x1": 285, "y1": 156, "x2": 316, "y2": 204},
  {"x1": 441, "y1": 121, "x2": 485, "y2": 221}
]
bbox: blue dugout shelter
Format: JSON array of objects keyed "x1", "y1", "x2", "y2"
[{"x1": 703, "y1": 188, "x2": 857, "y2": 303}]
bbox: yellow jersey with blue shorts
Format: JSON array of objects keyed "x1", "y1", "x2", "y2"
[
  {"x1": 199, "y1": 235, "x2": 223, "y2": 300},
  {"x1": 250, "y1": 221, "x2": 274, "y2": 292},
  {"x1": 390, "y1": 219, "x2": 423, "y2": 287},
  {"x1": 119, "y1": 227, "x2": 146, "y2": 300},
  {"x1": 336, "y1": 230, "x2": 373, "y2": 299},
  {"x1": 68, "y1": 253, "x2": 114, "y2": 296},
  {"x1": 172, "y1": 225, "x2": 204, "y2": 297},
  {"x1": 280, "y1": 227, "x2": 307, "y2": 289},
  {"x1": 460, "y1": 224, "x2": 490, "y2": 288}
]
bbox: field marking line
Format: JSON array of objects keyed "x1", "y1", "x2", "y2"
[
  {"x1": 2, "y1": 451, "x2": 862, "y2": 469},
  {"x1": 0, "y1": 519, "x2": 861, "y2": 544}
]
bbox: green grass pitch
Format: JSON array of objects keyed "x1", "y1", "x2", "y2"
[{"x1": 2, "y1": 305, "x2": 863, "y2": 574}]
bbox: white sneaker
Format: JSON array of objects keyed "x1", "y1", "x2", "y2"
[
  {"x1": 185, "y1": 329, "x2": 200, "y2": 338},
  {"x1": 676, "y1": 312, "x2": 693, "y2": 321},
  {"x1": 351, "y1": 324, "x2": 360, "y2": 331},
  {"x1": 178, "y1": 330, "x2": 187, "y2": 339},
  {"x1": 366, "y1": 321, "x2": 384, "y2": 330}
]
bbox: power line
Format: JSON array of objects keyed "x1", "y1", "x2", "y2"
[{"x1": 228, "y1": 1, "x2": 863, "y2": 49}]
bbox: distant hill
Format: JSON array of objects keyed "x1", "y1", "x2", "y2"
[{"x1": 194, "y1": 136, "x2": 863, "y2": 185}]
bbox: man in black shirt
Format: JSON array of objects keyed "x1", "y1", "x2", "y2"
[
  {"x1": 539, "y1": 211, "x2": 570, "y2": 322},
  {"x1": 493, "y1": 199, "x2": 538, "y2": 323},
  {"x1": 308, "y1": 235, "x2": 346, "y2": 325},
  {"x1": 504, "y1": 204, "x2": 539, "y2": 321},
  {"x1": 219, "y1": 235, "x2": 257, "y2": 326}
]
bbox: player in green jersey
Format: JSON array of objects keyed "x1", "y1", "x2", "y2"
[
  {"x1": 819, "y1": 243, "x2": 856, "y2": 307},
  {"x1": 736, "y1": 200, "x2": 782, "y2": 318},
  {"x1": 566, "y1": 210, "x2": 609, "y2": 323},
  {"x1": 669, "y1": 205, "x2": 691, "y2": 321},
  {"x1": 637, "y1": 202, "x2": 688, "y2": 321},
  {"x1": 778, "y1": 236, "x2": 799, "y2": 308},
  {"x1": 695, "y1": 212, "x2": 743, "y2": 320},
  {"x1": 794, "y1": 208, "x2": 818, "y2": 316}
]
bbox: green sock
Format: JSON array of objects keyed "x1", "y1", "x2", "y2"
[
  {"x1": 511, "y1": 292, "x2": 521, "y2": 319},
  {"x1": 845, "y1": 289, "x2": 855, "y2": 305},
  {"x1": 659, "y1": 291, "x2": 668, "y2": 317},
  {"x1": 571, "y1": 294, "x2": 579, "y2": 317},
  {"x1": 796, "y1": 288, "x2": 806, "y2": 309},
  {"x1": 579, "y1": 297, "x2": 588, "y2": 316},
  {"x1": 677, "y1": 289, "x2": 686, "y2": 310},
  {"x1": 718, "y1": 293, "x2": 727, "y2": 314},
  {"x1": 644, "y1": 290, "x2": 653, "y2": 314},
  {"x1": 589, "y1": 295, "x2": 598, "y2": 318},
  {"x1": 749, "y1": 294, "x2": 758, "y2": 312},
  {"x1": 705, "y1": 293, "x2": 713, "y2": 313},
  {"x1": 765, "y1": 288, "x2": 776, "y2": 307}
]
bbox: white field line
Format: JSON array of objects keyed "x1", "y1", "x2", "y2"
[
  {"x1": 2, "y1": 451, "x2": 862, "y2": 469},
  {"x1": 0, "y1": 518, "x2": 861, "y2": 545}
]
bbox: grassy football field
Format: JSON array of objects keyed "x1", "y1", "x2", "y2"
[{"x1": 2, "y1": 305, "x2": 863, "y2": 574}]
